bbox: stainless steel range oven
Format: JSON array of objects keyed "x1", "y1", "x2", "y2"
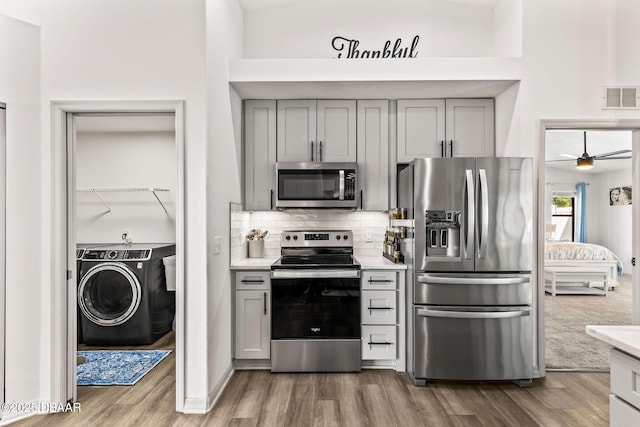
[{"x1": 270, "y1": 230, "x2": 361, "y2": 372}]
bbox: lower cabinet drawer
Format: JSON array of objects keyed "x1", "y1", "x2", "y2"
[
  {"x1": 362, "y1": 290, "x2": 397, "y2": 325},
  {"x1": 611, "y1": 395, "x2": 640, "y2": 427},
  {"x1": 611, "y1": 349, "x2": 640, "y2": 409},
  {"x1": 362, "y1": 325, "x2": 396, "y2": 360}
]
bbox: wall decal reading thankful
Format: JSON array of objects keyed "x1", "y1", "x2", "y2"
[{"x1": 332, "y1": 35, "x2": 419, "y2": 59}]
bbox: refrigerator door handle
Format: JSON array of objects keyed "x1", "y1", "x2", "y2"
[
  {"x1": 416, "y1": 274, "x2": 530, "y2": 285},
  {"x1": 464, "y1": 169, "x2": 475, "y2": 259},
  {"x1": 416, "y1": 307, "x2": 531, "y2": 319},
  {"x1": 478, "y1": 168, "x2": 489, "y2": 259}
]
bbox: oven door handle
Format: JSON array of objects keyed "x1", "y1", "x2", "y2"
[
  {"x1": 416, "y1": 307, "x2": 531, "y2": 319},
  {"x1": 271, "y1": 269, "x2": 361, "y2": 279}
]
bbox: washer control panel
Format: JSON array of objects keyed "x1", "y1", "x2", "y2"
[{"x1": 83, "y1": 249, "x2": 152, "y2": 261}]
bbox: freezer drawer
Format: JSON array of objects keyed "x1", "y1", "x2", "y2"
[
  {"x1": 414, "y1": 273, "x2": 532, "y2": 306},
  {"x1": 413, "y1": 305, "x2": 533, "y2": 381}
]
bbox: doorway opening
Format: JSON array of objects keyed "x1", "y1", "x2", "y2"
[
  {"x1": 51, "y1": 101, "x2": 185, "y2": 411},
  {"x1": 540, "y1": 121, "x2": 640, "y2": 373}
]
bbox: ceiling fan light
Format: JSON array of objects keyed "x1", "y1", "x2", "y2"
[{"x1": 576, "y1": 156, "x2": 594, "y2": 170}]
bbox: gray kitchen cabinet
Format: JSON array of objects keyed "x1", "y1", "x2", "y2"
[
  {"x1": 357, "y1": 100, "x2": 389, "y2": 211},
  {"x1": 361, "y1": 269, "x2": 405, "y2": 370},
  {"x1": 396, "y1": 98, "x2": 494, "y2": 162},
  {"x1": 277, "y1": 100, "x2": 357, "y2": 162},
  {"x1": 244, "y1": 100, "x2": 276, "y2": 211},
  {"x1": 234, "y1": 271, "x2": 270, "y2": 360}
]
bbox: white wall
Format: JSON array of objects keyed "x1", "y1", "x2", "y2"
[
  {"x1": 205, "y1": 0, "x2": 243, "y2": 411},
  {"x1": 76, "y1": 130, "x2": 176, "y2": 245},
  {"x1": 243, "y1": 0, "x2": 504, "y2": 58},
  {"x1": 0, "y1": 14, "x2": 41, "y2": 420},
  {"x1": 0, "y1": 0, "x2": 209, "y2": 414},
  {"x1": 598, "y1": 168, "x2": 633, "y2": 273}
]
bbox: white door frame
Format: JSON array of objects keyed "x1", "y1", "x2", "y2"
[
  {"x1": 1, "y1": 103, "x2": 6, "y2": 412},
  {"x1": 51, "y1": 100, "x2": 185, "y2": 410},
  {"x1": 538, "y1": 118, "x2": 640, "y2": 375}
]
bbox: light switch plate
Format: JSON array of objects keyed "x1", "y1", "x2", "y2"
[{"x1": 365, "y1": 230, "x2": 373, "y2": 242}]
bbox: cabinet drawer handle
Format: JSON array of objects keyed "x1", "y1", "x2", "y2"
[
  {"x1": 241, "y1": 279, "x2": 265, "y2": 283},
  {"x1": 263, "y1": 292, "x2": 267, "y2": 315},
  {"x1": 367, "y1": 341, "x2": 393, "y2": 346},
  {"x1": 367, "y1": 306, "x2": 393, "y2": 310},
  {"x1": 368, "y1": 279, "x2": 393, "y2": 283}
]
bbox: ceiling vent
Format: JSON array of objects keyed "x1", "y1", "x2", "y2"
[{"x1": 602, "y1": 86, "x2": 639, "y2": 109}]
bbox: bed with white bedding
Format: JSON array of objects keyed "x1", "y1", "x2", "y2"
[{"x1": 544, "y1": 242, "x2": 622, "y2": 288}]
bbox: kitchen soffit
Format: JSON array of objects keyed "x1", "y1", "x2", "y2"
[{"x1": 230, "y1": 80, "x2": 517, "y2": 100}]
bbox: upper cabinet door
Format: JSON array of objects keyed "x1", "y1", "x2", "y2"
[
  {"x1": 244, "y1": 100, "x2": 277, "y2": 210},
  {"x1": 445, "y1": 99, "x2": 494, "y2": 157},
  {"x1": 397, "y1": 99, "x2": 446, "y2": 163},
  {"x1": 317, "y1": 100, "x2": 357, "y2": 162},
  {"x1": 277, "y1": 100, "x2": 317, "y2": 162},
  {"x1": 357, "y1": 100, "x2": 389, "y2": 211}
]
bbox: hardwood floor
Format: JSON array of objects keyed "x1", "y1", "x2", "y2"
[{"x1": 13, "y1": 345, "x2": 610, "y2": 427}]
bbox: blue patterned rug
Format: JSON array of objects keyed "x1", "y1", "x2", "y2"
[{"x1": 77, "y1": 350, "x2": 171, "y2": 386}]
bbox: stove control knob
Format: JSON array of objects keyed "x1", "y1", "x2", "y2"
[
  {"x1": 343, "y1": 235, "x2": 349, "y2": 240},
  {"x1": 293, "y1": 235, "x2": 298, "y2": 240},
  {"x1": 336, "y1": 235, "x2": 341, "y2": 240},
  {"x1": 285, "y1": 235, "x2": 291, "y2": 241}
]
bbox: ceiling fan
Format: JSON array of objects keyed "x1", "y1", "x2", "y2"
[{"x1": 546, "y1": 131, "x2": 631, "y2": 170}]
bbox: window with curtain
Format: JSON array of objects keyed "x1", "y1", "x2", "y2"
[{"x1": 551, "y1": 195, "x2": 575, "y2": 241}]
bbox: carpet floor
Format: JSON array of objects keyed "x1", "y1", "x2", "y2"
[{"x1": 545, "y1": 274, "x2": 632, "y2": 370}]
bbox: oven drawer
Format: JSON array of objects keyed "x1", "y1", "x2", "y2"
[
  {"x1": 235, "y1": 271, "x2": 270, "y2": 290},
  {"x1": 362, "y1": 325, "x2": 396, "y2": 360},
  {"x1": 362, "y1": 290, "x2": 397, "y2": 325},
  {"x1": 413, "y1": 305, "x2": 532, "y2": 381},
  {"x1": 362, "y1": 271, "x2": 397, "y2": 290}
]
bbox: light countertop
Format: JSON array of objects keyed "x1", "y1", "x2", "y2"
[
  {"x1": 585, "y1": 325, "x2": 640, "y2": 359},
  {"x1": 356, "y1": 256, "x2": 407, "y2": 270},
  {"x1": 230, "y1": 256, "x2": 406, "y2": 271},
  {"x1": 229, "y1": 257, "x2": 278, "y2": 270}
]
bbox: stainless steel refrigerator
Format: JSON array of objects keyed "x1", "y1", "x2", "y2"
[{"x1": 399, "y1": 157, "x2": 534, "y2": 386}]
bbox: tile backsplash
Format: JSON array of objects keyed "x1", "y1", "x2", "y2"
[{"x1": 230, "y1": 209, "x2": 388, "y2": 263}]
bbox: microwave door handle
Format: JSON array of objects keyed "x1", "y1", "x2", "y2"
[
  {"x1": 339, "y1": 169, "x2": 345, "y2": 200},
  {"x1": 478, "y1": 169, "x2": 489, "y2": 259},
  {"x1": 464, "y1": 169, "x2": 475, "y2": 260}
]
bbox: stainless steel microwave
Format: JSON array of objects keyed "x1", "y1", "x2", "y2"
[{"x1": 275, "y1": 162, "x2": 358, "y2": 209}]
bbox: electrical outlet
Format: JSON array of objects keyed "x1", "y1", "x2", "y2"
[
  {"x1": 365, "y1": 230, "x2": 373, "y2": 242},
  {"x1": 213, "y1": 236, "x2": 221, "y2": 255}
]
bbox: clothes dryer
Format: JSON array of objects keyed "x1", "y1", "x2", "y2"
[{"x1": 78, "y1": 243, "x2": 176, "y2": 345}]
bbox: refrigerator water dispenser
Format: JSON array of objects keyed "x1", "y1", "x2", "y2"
[{"x1": 425, "y1": 210, "x2": 461, "y2": 257}]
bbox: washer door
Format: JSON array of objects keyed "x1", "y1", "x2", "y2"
[{"x1": 78, "y1": 262, "x2": 142, "y2": 326}]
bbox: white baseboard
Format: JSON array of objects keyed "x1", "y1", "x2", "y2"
[{"x1": 207, "y1": 363, "x2": 234, "y2": 412}]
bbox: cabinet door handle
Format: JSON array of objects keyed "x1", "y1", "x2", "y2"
[
  {"x1": 440, "y1": 140, "x2": 444, "y2": 157},
  {"x1": 360, "y1": 189, "x2": 363, "y2": 210},
  {"x1": 263, "y1": 292, "x2": 267, "y2": 315},
  {"x1": 318, "y1": 141, "x2": 322, "y2": 162},
  {"x1": 270, "y1": 189, "x2": 273, "y2": 210},
  {"x1": 310, "y1": 141, "x2": 314, "y2": 161},
  {"x1": 449, "y1": 140, "x2": 453, "y2": 157}
]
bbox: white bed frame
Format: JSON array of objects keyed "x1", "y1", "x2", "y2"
[{"x1": 544, "y1": 260, "x2": 620, "y2": 289}]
